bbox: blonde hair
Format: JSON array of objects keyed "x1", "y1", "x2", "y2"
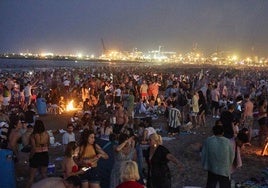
[
  {"x1": 120, "y1": 160, "x2": 140, "y2": 182},
  {"x1": 150, "y1": 133, "x2": 163, "y2": 145}
]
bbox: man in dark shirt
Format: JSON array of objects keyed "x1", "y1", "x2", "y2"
[
  {"x1": 220, "y1": 104, "x2": 235, "y2": 139},
  {"x1": 24, "y1": 105, "x2": 36, "y2": 126}
]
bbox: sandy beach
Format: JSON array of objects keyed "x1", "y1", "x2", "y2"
[{"x1": 13, "y1": 110, "x2": 268, "y2": 188}]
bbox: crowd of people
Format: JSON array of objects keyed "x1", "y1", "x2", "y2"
[{"x1": 0, "y1": 64, "x2": 268, "y2": 187}]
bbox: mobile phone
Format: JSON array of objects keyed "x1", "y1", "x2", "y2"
[{"x1": 82, "y1": 167, "x2": 90, "y2": 171}]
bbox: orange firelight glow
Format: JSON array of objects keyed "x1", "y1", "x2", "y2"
[{"x1": 66, "y1": 100, "x2": 75, "y2": 111}]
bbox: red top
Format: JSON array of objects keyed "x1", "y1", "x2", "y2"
[
  {"x1": 116, "y1": 181, "x2": 144, "y2": 188},
  {"x1": 72, "y1": 165, "x2": 79, "y2": 173}
]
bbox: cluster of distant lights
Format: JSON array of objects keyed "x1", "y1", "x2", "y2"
[
  {"x1": 14, "y1": 52, "x2": 95, "y2": 60},
  {"x1": 3, "y1": 49, "x2": 268, "y2": 66}
]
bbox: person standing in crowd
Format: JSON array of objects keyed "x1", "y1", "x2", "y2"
[
  {"x1": 189, "y1": 91, "x2": 199, "y2": 128},
  {"x1": 140, "y1": 80, "x2": 148, "y2": 101},
  {"x1": 2, "y1": 85, "x2": 11, "y2": 111},
  {"x1": 144, "y1": 133, "x2": 183, "y2": 188},
  {"x1": 116, "y1": 160, "x2": 144, "y2": 188},
  {"x1": 62, "y1": 141, "x2": 84, "y2": 179},
  {"x1": 201, "y1": 121, "x2": 235, "y2": 188},
  {"x1": 24, "y1": 80, "x2": 38, "y2": 108},
  {"x1": 24, "y1": 104, "x2": 36, "y2": 126},
  {"x1": 126, "y1": 89, "x2": 135, "y2": 126},
  {"x1": 7, "y1": 116, "x2": 23, "y2": 161},
  {"x1": 211, "y1": 84, "x2": 220, "y2": 118},
  {"x1": 206, "y1": 83, "x2": 213, "y2": 115},
  {"x1": 27, "y1": 120, "x2": 50, "y2": 188},
  {"x1": 62, "y1": 123, "x2": 76, "y2": 151},
  {"x1": 232, "y1": 128, "x2": 250, "y2": 173},
  {"x1": 81, "y1": 83, "x2": 90, "y2": 102},
  {"x1": 257, "y1": 98, "x2": 268, "y2": 146},
  {"x1": 114, "y1": 84, "x2": 122, "y2": 104},
  {"x1": 198, "y1": 90, "x2": 207, "y2": 127},
  {"x1": 75, "y1": 129, "x2": 109, "y2": 188},
  {"x1": 241, "y1": 94, "x2": 254, "y2": 143},
  {"x1": 110, "y1": 134, "x2": 137, "y2": 188},
  {"x1": 220, "y1": 104, "x2": 235, "y2": 140},
  {"x1": 151, "y1": 79, "x2": 161, "y2": 102},
  {"x1": 114, "y1": 102, "x2": 129, "y2": 134},
  {"x1": 167, "y1": 100, "x2": 181, "y2": 136}
]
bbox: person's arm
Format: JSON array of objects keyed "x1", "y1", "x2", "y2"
[
  {"x1": 166, "y1": 153, "x2": 183, "y2": 170},
  {"x1": 115, "y1": 137, "x2": 132, "y2": 152},
  {"x1": 95, "y1": 144, "x2": 109, "y2": 159}
]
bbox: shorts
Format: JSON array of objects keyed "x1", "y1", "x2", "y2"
[
  {"x1": 79, "y1": 167, "x2": 100, "y2": 184},
  {"x1": 141, "y1": 93, "x2": 147, "y2": 98},
  {"x1": 211, "y1": 101, "x2": 219, "y2": 109},
  {"x1": 29, "y1": 152, "x2": 49, "y2": 168},
  {"x1": 244, "y1": 116, "x2": 254, "y2": 128},
  {"x1": 190, "y1": 111, "x2": 198, "y2": 116}
]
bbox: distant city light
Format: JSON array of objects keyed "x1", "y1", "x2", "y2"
[
  {"x1": 76, "y1": 53, "x2": 83, "y2": 59},
  {"x1": 1, "y1": 46, "x2": 268, "y2": 67}
]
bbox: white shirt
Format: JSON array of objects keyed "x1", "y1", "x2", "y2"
[
  {"x1": 145, "y1": 127, "x2": 156, "y2": 139},
  {"x1": 63, "y1": 80, "x2": 70, "y2": 86},
  {"x1": 62, "y1": 132, "x2": 75, "y2": 145}
]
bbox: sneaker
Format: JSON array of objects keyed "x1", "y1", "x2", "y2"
[
  {"x1": 213, "y1": 115, "x2": 216, "y2": 118},
  {"x1": 216, "y1": 115, "x2": 220, "y2": 119}
]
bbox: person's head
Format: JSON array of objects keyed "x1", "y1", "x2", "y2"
[
  {"x1": 212, "y1": 123, "x2": 224, "y2": 136},
  {"x1": 33, "y1": 120, "x2": 45, "y2": 134},
  {"x1": 80, "y1": 129, "x2": 95, "y2": 146},
  {"x1": 120, "y1": 160, "x2": 140, "y2": 182},
  {"x1": 64, "y1": 175, "x2": 81, "y2": 188},
  {"x1": 228, "y1": 103, "x2": 235, "y2": 112},
  {"x1": 64, "y1": 141, "x2": 78, "y2": 158},
  {"x1": 149, "y1": 133, "x2": 163, "y2": 146},
  {"x1": 66, "y1": 123, "x2": 74, "y2": 133},
  {"x1": 198, "y1": 90, "x2": 204, "y2": 98},
  {"x1": 244, "y1": 94, "x2": 250, "y2": 100},
  {"x1": 9, "y1": 115, "x2": 21, "y2": 129},
  {"x1": 118, "y1": 133, "x2": 129, "y2": 145}
]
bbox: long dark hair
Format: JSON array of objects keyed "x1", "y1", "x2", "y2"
[
  {"x1": 78, "y1": 129, "x2": 97, "y2": 158},
  {"x1": 33, "y1": 120, "x2": 45, "y2": 134},
  {"x1": 65, "y1": 141, "x2": 77, "y2": 158}
]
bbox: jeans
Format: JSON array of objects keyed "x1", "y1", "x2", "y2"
[{"x1": 206, "y1": 171, "x2": 231, "y2": 188}]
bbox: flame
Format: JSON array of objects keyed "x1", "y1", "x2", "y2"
[
  {"x1": 66, "y1": 100, "x2": 75, "y2": 111},
  {"x1": 261, "y1": 141, "x2": 268, "y2": 156}
]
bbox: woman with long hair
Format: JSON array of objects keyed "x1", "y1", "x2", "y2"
[
  {"x1": 27, "y1": 120, "x2": 50, "y2": 188},
  {"x1": 62, "y1": 141, "x2": 85, "y2": 178},
  {"x1": 75, "y1": 129, "x2": 109, "y2": 188}
]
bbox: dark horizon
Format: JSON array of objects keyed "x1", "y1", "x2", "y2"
[{"x1": 1, "y1": 0, "x2": 268, "y2": 57}]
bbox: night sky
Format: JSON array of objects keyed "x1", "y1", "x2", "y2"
[{"x1": 1, "y1": 0, "x2": 268, "y2": 56}]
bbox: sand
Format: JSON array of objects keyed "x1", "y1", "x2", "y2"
[{"x1": 14, "y1": 111, "x2": 268, "y2": 188}]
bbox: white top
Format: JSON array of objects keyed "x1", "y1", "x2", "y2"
[
  {"x1": 62, "y1": 132, "x2": 75, "y2": 145},
  {"x1": 145, "y1": 127, "x2": 156, "y2": 139}
]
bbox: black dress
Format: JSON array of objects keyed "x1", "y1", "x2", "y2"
[{"x1": 145, "y1": 145, "x2": 171, "y2": 188}]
